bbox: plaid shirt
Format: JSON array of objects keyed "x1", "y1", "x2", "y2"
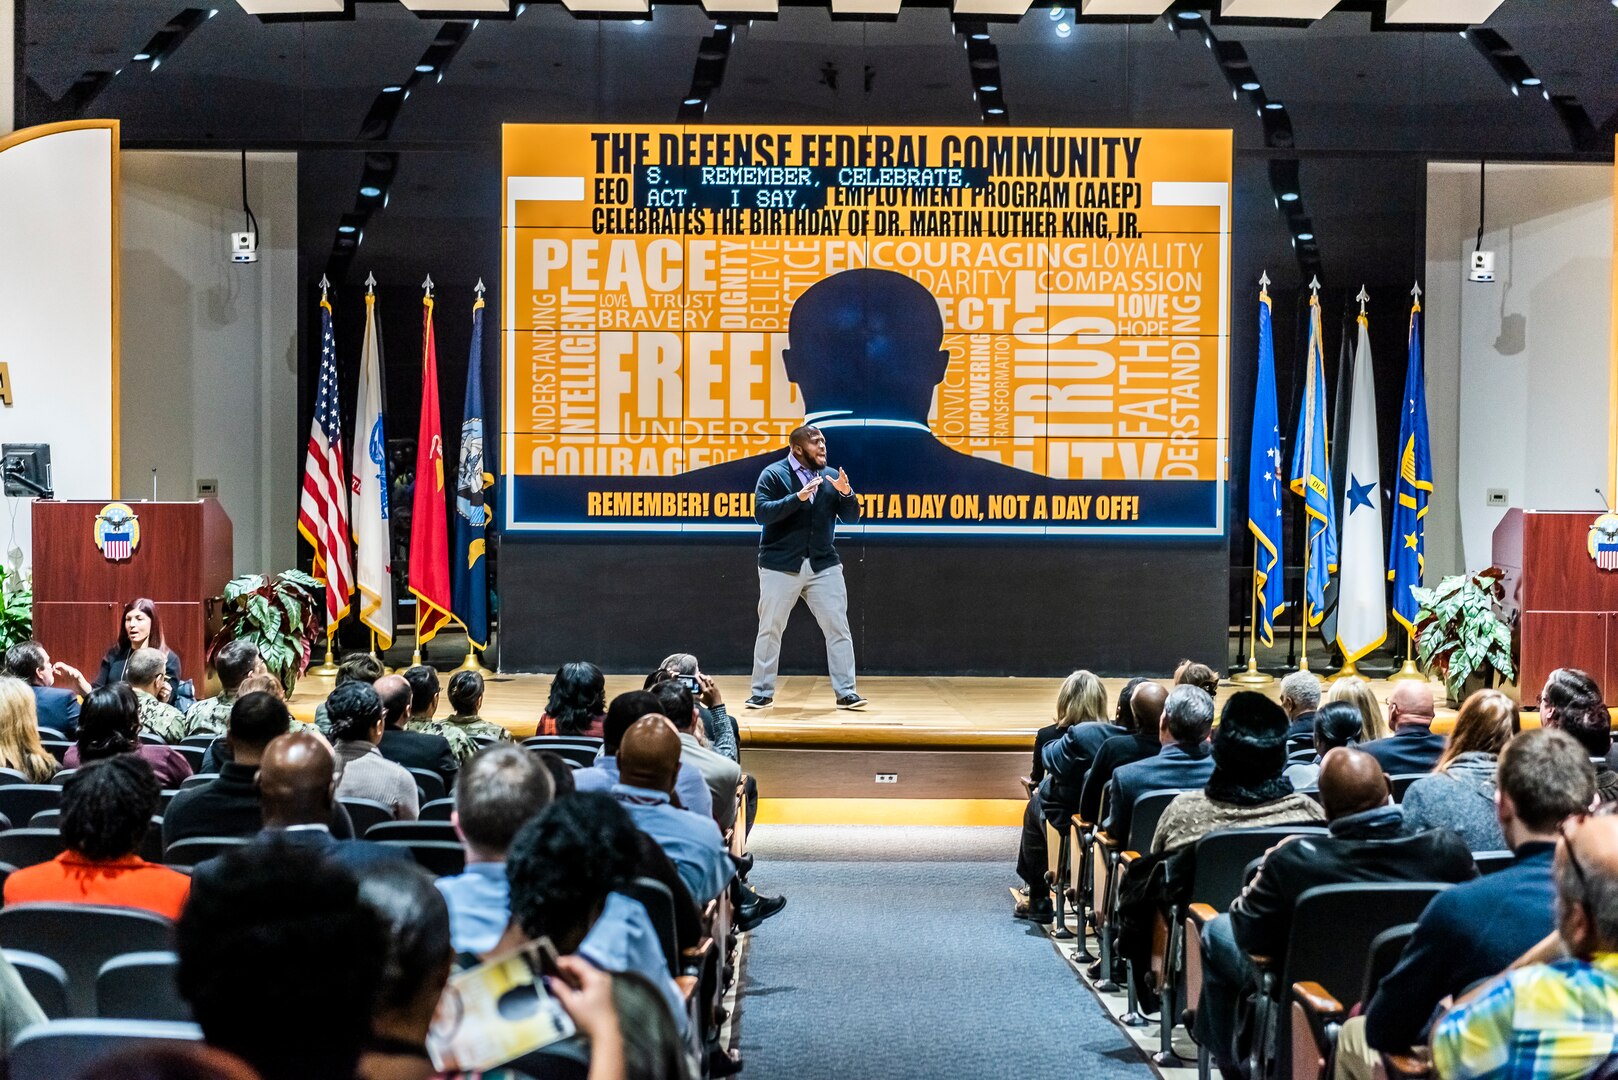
[{"x1": 1432, "y1": 952, "x2": 1618, "y2": 1079}]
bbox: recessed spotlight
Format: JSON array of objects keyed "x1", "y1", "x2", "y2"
[
  {"x1": 415, "y1": 64, "x2": 434, "y2": 73},
  {"x1": 1297, "y1": 232, "x2": 1314, "y2": 241},
  {"x1": 684, "y1": 96, "x2": 703, "y2": 105},
  {"x1": 1280, "y1": 192, "x2": 1299, "y2": 202},
  {"x1": 1264, "y1": 101, "x2": 1283, "y2": 110},
  {"x1": 338, "y1": 225, "x2": 357, "y2": 234},
  {"x1": 979, "y1": 83, "x2": 998, "y2": 91},
  {"x1": 150, "y1": 58, "x2": 161, "y2": 71},
  {"x1": 208, "y1": 7, "x2": 218, "y2": 15},
  {"x1": 1240, "y1": 81, "x2": 1260, "y2": 91},
  {"x1": 360, "y1": 185, "x2": 382, "y2": 197},
  {"x1": 383, "y1": 86, "x2": 402, "y2": 93},
  {"x1": 1543, "y1": 89, "x2": 1551, "y2": 100},
  {"x1": 1176, "y1": 9, "x2": 1201, "y2": 19},
  {"x1": 1056, "y1": 21, "x2": 1071, "y2": 36},
  {"x1": 970, "y1": 31, "x2": 989, "y2": 39},
  {"x1": 1521, "y1": 76, "x2": 1541, "y2": 86},
  {"x1": 715, "y1": 22, "x2": 728, "y2": 29},
  {"x1": 631, "y1": 18, "x2": 645, "y2": 24},
  {"x1": 1048, "y1": 6, "x2": 1064, "y2": 19},
  {"x1": 986, "y1": 106, "x2": 1005, "y2": 114},
  {"x1": 133, "y1": 52, "x2": 151, "y2": 61},
  {"x1": 1510, "y1": 84, "x2": 1519, "y2": 96},
  {"x1": 517, "y1": 3, "x2": 526, "y2": 12}
]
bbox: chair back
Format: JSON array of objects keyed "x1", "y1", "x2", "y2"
[
  {"x1": 28, "y1": 809, "x2": 58, "y2": 829},
  {"x1": 617, "y1": 877, "x2": 681, "y2": 977},
  {"x1": 0, "y1": 786, "x2": 63, "y2": 826},
  {"x1": 173, "y1": 746, "x2": 206, "y2": 772},
  {"x1": 379, "y1": 839, "x2": 466, "y2": 876},
  {"x1": 339, "y1": 798, "x2": 395, "y2": 836},
  {"x1": 407, "y1": 768, "x2": 447, "y2": 804},
  {"x1": 163, "y1": 836, "x2": 248, "y2": 869},
  {"x1": 136, "y1": 733, "x2": 164, "y2": 746},
  {"x1": 0, "y1": 905, "x2": 174, "y2": 1016},
  {"x1": 420, "y1": 797, "x2": 456, "y2": 821},
  {"x1": 367, "y1": 820, "x2": 458, "y2": 844},
  {"x1": 1189, "y1": 827, "x2": 1328, "y2": 911},
  {"x1": 0, "y1": 768, "x2": 33, "y2": 787},
  {"x1": 35, "y1": 729, "x2": 66, "y2": 744},
  {"x1": 178, "y1": 736, "x2": 216, "y2": 749},
  {"x1": 1126, "y1": 789, "x2": 1187, "y2": 852},
  {"x1": 178, "y1": 773, "x2": 218, "y2": 791},
  {"x1": 522, "y1": 737, "x2": 602, "y2": 768},
  {"x1": 3, "y1": 950, "x2": 70, "y2": 1018},
  {"x1": 1389, "y1": 773, "x2": 1427, "y2": 803},
  {"x1": 1282, "y1": 883, "x2": 1449, "y2": 1006},
  {"x1": 40, "y1": 741, "x2": 71, "y2": 765},
  {"x1": 48, "y1": 769, "x2": 76, "y2": 786},
  {"x1": 96, "y1": 951, "x2": 190, "y2": 1021},
  {"x1": 1472, "y1": 850, "x2": 1515, "y2": 876},
  {"x1": 1360, "y1": 922, "x2": 1418, "y2": 1007},
  {"x1": 9, "y1": 1019, "x2": 201, "y2": 1080},
  {"x1": 0, "y1": 828, "x2": 66, "y2": 868}
]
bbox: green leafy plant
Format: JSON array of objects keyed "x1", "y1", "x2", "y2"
[
  {"x1": 208, "y1": 570, "x2": 325, "y2": 695},
  {"x1": 0, "y1": 563, "x2": 31, "y2": 651},
  {"x1": 1411, "y1": 566, "x2": 1516, "y2": 700}
]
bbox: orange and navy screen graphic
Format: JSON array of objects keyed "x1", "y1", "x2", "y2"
[{"x1": 502, "y1": 124, "x2": 1231, "y2": 535}]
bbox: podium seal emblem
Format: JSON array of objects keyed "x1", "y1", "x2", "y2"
[
  {"x1": 1588, "y1": 513, "x2": 1618, "y2": 571},
  {"x1": 94, "y1": 503, "x2": 140, "y2": 561}
]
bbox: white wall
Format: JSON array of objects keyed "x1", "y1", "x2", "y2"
[
  {"x1": 0, "y1": 124, "x2": 117, "y2": 572},
  {"x1": 120, "y1": 151, "x2": 299, "y2": 574},
  {"x1": 1425, "y1": 161, "x2": 1613, "y2": 576},
  {"x1": 0, "y1": 0, "x2": 13, "y2": 136}
]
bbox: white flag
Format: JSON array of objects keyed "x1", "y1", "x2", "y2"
[
  {"x1": 352, "y1": 291, "x2": 395, "y2": 648},
  {"x1": 1335, "y1": 308, "x2": 1387, "y2": 665}
]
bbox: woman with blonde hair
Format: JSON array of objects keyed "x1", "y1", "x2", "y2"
[
  {"x1": 1032, "y1": 670, "x2": 1108, "y2": 783},
  {"x1": 1401, "y1": 689, "x2": 1520, "y2": 851},
  {"x1": 0, "y1": 676, "x2": 60, "y2": 782},
  {"x1": 1327, "y1": 675, "x2": 1389, "y2": 742}
]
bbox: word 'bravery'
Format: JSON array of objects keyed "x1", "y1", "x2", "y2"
[
  {"x1": 592, "y1": 132, "x2": 1145, "y2": 178},
  {"x1": 585, "y1": 490, "x2": 1143, "y2": 522}
]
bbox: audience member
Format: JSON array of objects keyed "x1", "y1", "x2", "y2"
[
  {"x1": 1151, "y1": 691, "x2": 1325, "y2": 854},
  {"x1": 651, "y1": 679, "x2": 743, "y2": 831},
  {"x1": 437, "y1": 745, "x2": 555, "y2": 954},
  {"x1": 1401, "y1": 688, "x2": 1519, "y2": 851},
  {"x1": 5, "y1": 639, "x2": 88, "y2": 737},
  {"x1": 237, "y1": 672, "x2": 284, "y2": 699},
  {"x1": 1327, "y1": 675, "x2": 1390, "y2": 742},
  {"x1": 182, "y1": 639, "x2": 266, "y2": 738},
  {"x1": 66, "y1": 685, "x2": 192, "y2": 787},
  {"x1": 353, "y1": 861, "x2": 454, "y2": 1080},
  {"x1": 165, "y1": 691, "x2": 353, "y2": 846},
  {"x1": 1431, "y1": 812, "x2": 1618, "y2": 1078},
  {"x1": 1278, "y1": 670, "x2": 1322, "y2": 744},
  {"x1": 374, "y1": 674, "x2": 457, "y2": 791},
  {"x1": 1173, "y1": 660, "x2": 1221, "y2": 697},
  {"x1": 537, "y1": 749, "x2": 578, "y2": 800},
  {"x1": 1104, "y1": 684, "x2": 1215, "y2": 841},
  {"x1": 0, "y1": 676, "x2": 60, "y2": 782},
  {"x1": 329, "y1": 682, "x2": 420, "y2": 821},
  {"x1": 1030, "y1": 670, "x2": 1108, "y2": 786},
  {"x1": 1539, "y1": 667, "x2": 1618, "y2": 803},
  {"x1": 4, "y1": 754, "x2": 189, "y2": 918},
  {"x1": 177, "y1": 838, "x2": 388, "y2": 1080},
  {"x1": 1360, "y1": 680, "x2": 1446, "y2": 776},
  {"x1": 538, "y1": 661, "x2": 608, "y2": 738},
  {"x1": 434, "y1": 670, "x2": 514, "y2": 763},
  {"x1": 1327, "y1": 729, "x2": 1599, "y2": 1079},
  {"x1": 1194, "y1": 747, "x2": 1475, "y2": 1076},
  {"x1": 1281, "y1": 701, "x2": 1365, "y2": 790},
  {"x1": 94, "y1": 599, "x2": 190, "y2": 712},
  {"x1": 314, "y1": 653, "x2": 385, "y2": 732},
  {"x1": 575, "y1": 690, "x2": 714, "y2": 820},
  {"x1": 401, "y1": 665, "x2": 441, "y2": 722},
  {"x1": 126, "y1": 646, "x2": 187, "y2": 743},
  {"x1": 1039, "y1": 676, "x2": 1144, "y2": 813},
  {"x1": 1078, "y1": 681, "x2": 1170, "y2": 826},
  {"x1": 655, "y1": 652, "x2": 739, "y2": 763}
]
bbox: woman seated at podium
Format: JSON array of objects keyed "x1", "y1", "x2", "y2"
[
  {"x1": 91, "y1": 599, "x2": 194, "y2": 714},
  {"x1": 65, "y1": 685, "x2": 193, "y2": 789}
]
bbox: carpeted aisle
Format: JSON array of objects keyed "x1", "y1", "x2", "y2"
[{"x1": 734, "y1": 824, "x2": 1155, "y2": 1079}]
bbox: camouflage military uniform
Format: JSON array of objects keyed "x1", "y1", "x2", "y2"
[
  {"x1": 409, "y1": 715, "x2": 512, "y2": 763},
  {"x1": 182, "y1": 693, "x2": 236, "y2": 739},
  {"x1": 135, "y1": 689, "x2": 187, "y2": 744}
]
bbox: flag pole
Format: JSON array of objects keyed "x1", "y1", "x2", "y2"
[
  {"x1": 1298, "y1": 276, "x2": 1323, "y2": 674},
  {"x1": 1389, "y1": 281, "x2": 1428, "y2": 683},
  {"x1": 310, "y1": 272, "x2": 343, "y2": 677},
  {"x1": 411, "y1": 273, "x2": 434, "y2": 669},
  {"x1": 1233, "y1": 536, "x2": 1274, "y2": 686},
  {"x1": 1330, "y1": 285, "x2": 1374, "y2": 684},
  {"x1": 457, "y1": 277, "x2": 493, "y2": 678}
]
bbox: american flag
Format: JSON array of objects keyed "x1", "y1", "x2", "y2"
[
  {"x1": 1599, "y1": 543, "x2": 1618, "y2": 571},
  {"x1": 102, "y1": 532, "x2": 131, "y2": 560},
  {"x1": 297, "y1": 296, "x2": 354, "y2": 631}
]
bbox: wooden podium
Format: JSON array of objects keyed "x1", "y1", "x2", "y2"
[
  {"x1": 30, "y1": 501, "x2": 233, "y2": 685},
  {"x1": 1494, "y1": 508, "x2": 1618, "y2": 707}
]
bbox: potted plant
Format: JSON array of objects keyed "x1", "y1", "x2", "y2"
[
  {"x1": 1411, "y1": 566, "x2": 1517, "y2": 704},
  {"x1": 0, "y1": 563, "x2": 30, "y2": 651},
  {"x1": 208, "y1": 570, "x2": 325, "y2": 695}
]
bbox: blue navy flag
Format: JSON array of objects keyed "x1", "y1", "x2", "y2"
[
  {"x1": 1290, "y1": 290, "x2": 1338, "y2": 628},
  {"x1": 1248, "y1": 285, "x2": 1285, "y2": 647},
  {"x1": 452, "y1": 293, "x2": 492, "y2": 650},
  {"x1": 1389, "y1": 294, "x2": 1433, "y2": 634}
]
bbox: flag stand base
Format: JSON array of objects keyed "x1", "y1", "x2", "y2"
[
  {"x1": 1231, "y1": 657, "x2": 1274, "y2": 687},
  {"x1": 1388, "y1": 658, "x2": 1427, "y2": 682},
  {"x1": 309, "y1": 642, "x2": 340, "y2": 677},
  {"x1": 456, "y1": 647, "x2": 490, "y2": 675},
  {"x1": 1325, "y1": 660, "x2": 1359, "y2": 684},
  {"x1": 410, "y1": 649, "x2": 423, "y2": 667}
]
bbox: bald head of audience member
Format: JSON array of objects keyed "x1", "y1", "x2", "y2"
[
  {"x1": 1318, "y1": 746, "x2": 1390, "y2": 820},
  {"x1": 374, "y1": 674, "x2": 412, "y2": 730},
  {"x1": 258, "y1": 731, "x2": 338, "y2": 829},
  {"x1": 1386, "y1": 681, "x2": 1436, "y2": 732},
  {"x1": 616, "y1": 714, "x2": 683, "y2": 796},
  {"x1": 1557, "y1": 814, "x2": 1618, "y2": 959},
  {"x1": 1129, "y1": 681, "x2": 1169, "y2": 737}
]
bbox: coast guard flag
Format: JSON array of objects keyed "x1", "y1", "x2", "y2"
[
  {"x1": 297, "y1": 295, "x2": 353, "y2": 632},
  {"x1": 1389, "y1": 293, "x2": 1433, "y2": 634},
  {"x1": 352, "y1": 290, "x2": 394, "y2": 648},
  {"x1": 1335, "y1": 306, "x2": 1387, "y2": 665},
  {"x1": 452, "y1": 292, "x2": 491, "y2": 651},
  {"x1": 1247, "y1": 284, "x2": 1285, "y2": 647},
  {"x1": 409, "y1": 291, "x2": 453, "y2": 646},
  {"x1": 1290, "y1": 291, "x2": 1338, "y2": 628}
]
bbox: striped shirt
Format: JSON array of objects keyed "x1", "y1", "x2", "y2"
[{"x1": 1432, "y1": 952, "x2": 1618, "y2": 1079}]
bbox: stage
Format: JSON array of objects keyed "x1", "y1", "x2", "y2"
[{"x1": 286, "y1": 672, "x2": 1471, "y2": 825}]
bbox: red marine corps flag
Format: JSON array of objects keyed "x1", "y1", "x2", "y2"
[{"x1": 409, "y1": 275, "x2": 453, "y2": 660}]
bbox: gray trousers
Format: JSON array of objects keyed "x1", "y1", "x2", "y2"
[{"x1": 751, "y1": 559, "x2": 856, "y2": 698}]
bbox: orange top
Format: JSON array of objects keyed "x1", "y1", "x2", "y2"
[{"x1": 4, "y1": 852, "x2": 191, "y2": 921}]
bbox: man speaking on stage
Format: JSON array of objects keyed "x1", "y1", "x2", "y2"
[{"x1": 745, "y1": 424, "x2": 867, "y2": 712}]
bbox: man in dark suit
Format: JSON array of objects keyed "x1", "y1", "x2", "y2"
[
  {"x1": 1103, "y1": 685, "x2": 1215, "y2": 842},
  {"x1": 5, "y1": 640, "x2": 89, "y2": 738},
  {"x1": 373, "y1": 673, "x2": 457, "y2": 791},
  {"x1": 164, "y1": 692, "x2": 354, "y2": 847},
  {"x1": 1362, "y1": 680, "x2": 1447, "y2": 776},
  {"x1": 1334, "y1": 729, "x2": 1599, "y2": 1078},
  {"x1": 1080, "y1": 682, "x2": 1170, "y2": 826},
  {"x1": 1279, "y1": 670, "x2": 1322, "y2": 746},
  {"x1": 1195, "y1": 747, "x2": 1476, "y2": 1076}
]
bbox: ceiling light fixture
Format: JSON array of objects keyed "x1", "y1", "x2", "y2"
[
  {"x1": 133, "y1": 52, "x2": 152, "y2": 61},
  {"x1": 1280, "y1": 191, "x2": 1299, "y2": 201},
  {"x1": 979, "y1": 83, "x2": 999, "y2": 91},
  {"x1": 986, "y1": 105, "x2": 1005, "y2": 113},
  {"x1": 1240, "y1": 80, "x2": 1260, "y2": 90},
  {"x1": 360, "y1": 185, "x2": 382, "y2": 197},
  {"x1": 383, "y1": 85, "x2": 402, "y2": 93},
  {"x1": 1297, "y1": 232, "x2": 1314, "y2": 240},
  {"x1": 684, "y1": 96, "x2": 703, "y2": 104},
  {"x1": 415, "y1": 63, "x2": 434, "y2": 73},
  {"x1": 1521, "y1": 76, "x2": 1541, "y2": 86},
  {"x1": 338, "y1": 224, "x2": 357, "y2": 234},
  {"x1": 1176, "y1": 9, "x2": 1200, "y2": 18},
  {"x1": 1048, "y1": 6, "x2": 1065, "y2": 18},
  {"x1": 1264, "y1": 101, "x2": 1283, "y2": 109},
  {"x1": 1056, "y1": 21, "x2": 1071, "y2": 35}
]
